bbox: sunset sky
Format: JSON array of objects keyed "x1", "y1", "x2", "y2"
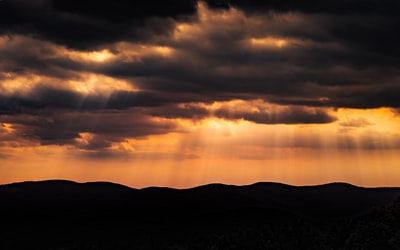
[{"x1": 1, "y1": 0, "x2": 400, "y2": 188}]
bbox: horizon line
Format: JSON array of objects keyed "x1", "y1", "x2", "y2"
[{"x1": 2, "y1": 179, "x2": 400, "y2": 190}]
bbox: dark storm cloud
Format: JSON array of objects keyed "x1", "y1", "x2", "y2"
[
  {"x1": 0, "y1": 35, "x2": 84, "y2": 78},
  {"x1": 148, "y1": 104, "x2": 209, "y2": 120},
  {"x1": 214, "y1": 106, "x2": 336, "y2": 124},
  {"x1": 0, "y1": 88, "x2": 101, "y2": 114},
  {"x1": 226, "y1": 0, "x2": 400, "y2": 15},
  {"x1": 88, "y1": 1, "x2": 399, "y2": 109},
  {"x1": 2, "y1": 0, "x2": 397, "y2": 55},
  {"x1": 0, "y1": 86, "x2": 201, "y2": 115},
  {"x1": 0, "y1": 0, "x2": 197, "y2": 50},
  {"x1": 0, "y1": 85, "x2": 182, "y2": 148},
  {"x1": 268, "y1": 84, "x2": 400, "y2": 109},
  {"x1": 148, "y1": 103, "x2": 336, "y2": 124},
  {"x1": 97, "y1": 43, "x2": 400, "y2": 109},
  {"x1": 52, "y1": 0, "x2": 197, "y2": 21},
  {"x1": 211, "y1": 0, "x2": 400, "y2": 60},
  {"x1": 1, "y1": 1, "x2": 399, "y2": 106},
  {"x1": 1, "y1": 110, "x2": 178, "y2": 148},
  {"x1": 76, "y1": 134, "x2": 113, "y2": 150}
]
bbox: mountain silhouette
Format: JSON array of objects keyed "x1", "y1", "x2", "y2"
[{"x1": 1, "y1": 180, "x2": 399, "y2": 249}]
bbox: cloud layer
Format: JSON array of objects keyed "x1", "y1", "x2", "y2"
[{"x1": 0, "y1": 0, "x2": 399, "y2": 151}]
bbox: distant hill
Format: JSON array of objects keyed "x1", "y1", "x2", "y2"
[{"x1": 1, "y1": 180, "x2": 399, "y2": 249}]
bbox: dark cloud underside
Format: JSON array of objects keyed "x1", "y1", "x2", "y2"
[{"x1": 0, "y1": 0, "x2": 198, "y2": 49}]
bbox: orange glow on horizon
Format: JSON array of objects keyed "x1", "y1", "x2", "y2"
[
  {"x1": 1, "y1": 106, "x2": 400, "y2": 188},
  {"x1": 0, "y1": 146, "x2": 399, "y2": 189}
]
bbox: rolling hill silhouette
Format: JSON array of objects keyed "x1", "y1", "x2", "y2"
[{"x1": 1, "y1": 180, "x2": 399, "y2": 249}]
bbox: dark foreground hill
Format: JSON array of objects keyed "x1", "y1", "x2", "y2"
[{"x1": 1, "y1": 180, "x2": 399, "y2": 249}]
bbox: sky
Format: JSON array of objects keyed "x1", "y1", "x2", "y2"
[{"x1": 0, "y1": 0, "x2": 400, "y2": 188}]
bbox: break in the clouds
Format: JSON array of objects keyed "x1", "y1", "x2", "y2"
[{"x1": 0, "y1": 0, "x2": 399, "y2": 151}]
